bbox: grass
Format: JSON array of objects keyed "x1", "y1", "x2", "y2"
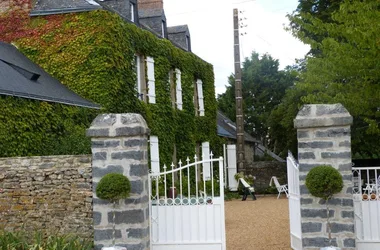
[{"x1": 0, "y1": 231, "x2": 93, "y2": 250}]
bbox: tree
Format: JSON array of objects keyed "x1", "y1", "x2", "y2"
[
  {"x1": 288, "y1": 0, "x2": 344, "y2": 55},
  {"x1": 273, "y1": 0, "x2": 380, "y2": 158},
  {"x1": 217, "y1": 52, "x2": 297, "y2": 145}
]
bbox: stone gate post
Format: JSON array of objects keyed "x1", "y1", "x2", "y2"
[
  {"x1": 294, "y1": 104, "x2": 355, "y2": 249},
  {"x1": 87, "y1": 114, "x2": 150, "y2": 250}
]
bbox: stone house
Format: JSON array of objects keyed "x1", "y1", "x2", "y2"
[{"x1": 1, "y1": 0, "x2": 219, "y2": 167}]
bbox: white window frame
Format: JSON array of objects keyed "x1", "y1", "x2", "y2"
[
  {"x1": 161, "y1": 20, "x2": 166, "y2": 38},
  {"x1": 175, "y1": 69, "x2": 183, "y2": 110},
  {"x1": 130, "y1": 2, "x2": 135, "y2": 22},
  {"x1": 134, "y1": 55, "x2": 143, "y2": 100},
  {"x1": 197, "y1": 79, "x2": 205, "y2": 116},
  {"x1": 150, "y1": 136, "x2": 160, "y2": 175},
  {"x1": 146, "y1": 56, "x2": 156, "y2": 104}
]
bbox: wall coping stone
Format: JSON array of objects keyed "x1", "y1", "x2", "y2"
[
  {"x1": 294, "y1": 104, "x2": 353, "y2": 129},
  {"x1": 87, "y1": 114, "x2": 150, "y2": 138}
]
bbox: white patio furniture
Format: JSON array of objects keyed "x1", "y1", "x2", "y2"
[{"x1": 269, "y1": 176, "x2": 289, "y2": 199}]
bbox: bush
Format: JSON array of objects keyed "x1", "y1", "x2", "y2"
[
  {"x1": 96, "y1": 173, "x2": 131, "y2": 201},
  {"x1": 305, "y1": 165, "x2": 343, "y2": 200}
]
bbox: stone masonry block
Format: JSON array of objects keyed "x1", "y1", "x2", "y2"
[
  {"x1": 299, "y1": 163, "x2": 320, "y2": 172},
  {"x1": 302, "y1": 237, "x2": 337, "y2": 248},
  {"x1": 341, "y1": 211, "x2": 354, "y2": 219},
  {"x1": 321, "y1": 152, "x2": 351, "y2": 159},
  {"x1": 94, "y1": 229, "x2": 122, "y2": 241},
  {"x1": 116, "y1": 126, "x2": 148, "y2": 137},
  {"x1": 330, "y1": 223, "x2": 354, "y2": 233},
  {"x1": 130, "y1": 180, "x2": 144, "y2": 194},
  {"x1": 124, "y1": 139, "x2": 147, "y2": 148},
  {"x1": 339, "y1": 163, "x2": 353, "y2": 171},
  {"x1": 130, "y1": 164, "x2": 148, "y2": 177},
  {"x1": 300, "y1": 185, "x2": 310, "y2": 195},
  {"x1": 298, "y1": 152, "x2": 316, "y2": 160},
  {"x1": 302, "y1": 222, "x2": 322, "y2": 233},
  {"x1": 315, "y1": 104, "x2": 347, "y2": 116},
  {"x1": 319, "y1": 198, "x2": 353, "y2": 207},
  {"x1": 93, "y1": 152, "x2": 107, "y2": 161},
  {"x1": 111, "y1": 151, "x2": 144, "y2": 160},
  {"x1": 87, "y1": 128, "x2": 110, "y2": 137},
  {"x1": 127, "y1": 228, "x2": 149, "y2": 238},
  {"x1": 93, "y1": 211, "x2": 102, "y2": 225},
  {"x1": 316, "y1": 128, "x2": 350, "y2": 138},
  {"x1": 298, "y1": 141, "x2": 333, "y2": 149},
  {"x1": 297, "y1": 130, "x2": 310, "y2": 139},
  {"x1": 93, "y1": 165, "x2": 124, "y2": 178},
  {"x1": 301, "y1": 208, "x2": 334, "y2": 219},
  {"x1": 344, "y1": 238, "x2": 356, "y2": 248},
  {"x1": 110, "y1": 210, "x2": 145, "y2": 224},
  {"x1": 339, "y1": 141, "x2": 351, "y2": 147},
  {"x1": 301, "y1": 198, "x2": 313, "y2": 205}
]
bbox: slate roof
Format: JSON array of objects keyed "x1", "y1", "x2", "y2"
[
  {"x1": 30, "y1": 0, "x2": 101, "y2": 16},
  {"x1": 0, "y1": 42, "x2": 100, "y2": 109},
  {"x1": 217, "y1": 111, "x2": 258, "y2": 143},
  {"x1": 167, "y1": 25, "x2": 188, "y2": 34},
  {"x1": 217, "y1": 110, "x2": 285, "y2": 162}
]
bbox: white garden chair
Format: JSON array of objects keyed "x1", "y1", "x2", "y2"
[{"x1": 269, "y1": 176, "x2": 289, "y2": 199}]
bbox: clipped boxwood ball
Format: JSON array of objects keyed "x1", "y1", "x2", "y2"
[
  {"x1": 96, "y1": 173, "x2": 131, "y2": 201},
  {"x1": 305, "y1": 165, "x2": 343, "y2": 200}
]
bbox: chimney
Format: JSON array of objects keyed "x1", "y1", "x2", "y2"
[{"x1": 138, "y1": 0, "x2": 163, "y2": 10}]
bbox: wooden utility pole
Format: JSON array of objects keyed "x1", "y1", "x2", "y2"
[{"x1": 233, "y1": 8, "x2": 245, "y2": 173}]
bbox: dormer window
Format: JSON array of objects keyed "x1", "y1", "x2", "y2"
[
  {"x1": 130, "y1": 2, "x2": 135, "y2": 22},
  {"x1": 186, "y1": 35, "x2": 190, "y2": 51},
  {"x1": 162, "y1": 20, "x2": 166, "y2": 38}
]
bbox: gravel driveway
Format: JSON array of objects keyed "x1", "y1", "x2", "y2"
[{"x1": 225, "y1": 195, "x2": 291, "y2": 250}]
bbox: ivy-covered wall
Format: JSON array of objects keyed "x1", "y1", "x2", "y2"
[{"x1": 1, "y1": 8, "x2": 222, "y2": 167}]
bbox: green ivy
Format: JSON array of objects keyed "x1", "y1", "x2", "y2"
[{"x1": 4, "y1": 9, "x2": 222, "y2": 168}]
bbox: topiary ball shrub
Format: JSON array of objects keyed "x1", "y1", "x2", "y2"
[
  {"x1": 305, "y1": 165, "x2": 343, "y2": 200},
  {"x1": 96, "y1": 173, "x2": 131, "y2": 201}
]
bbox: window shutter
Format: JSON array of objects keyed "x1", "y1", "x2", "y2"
[
  {"x1": 135, "y1": 55, "x2": 143, "y2": 100},
  {"x1": 175, "y1": 69, "x2": 183, "y2": 110},
  {"x1": 146, "y1": 57, "x2": 156, "y2": 104},
  {"x1": 202, "y1": 141, "x2": 211, "y2": 181},
  {"x1": 150, "y1": 136, "x2": 160, "y2": 174},
  {"x1": 197, "y1": 79, "x2": 204, "y2": 116}
]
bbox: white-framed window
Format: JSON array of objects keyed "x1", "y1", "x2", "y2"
[
  {"x1": 146, "y1": 56, "x2": 156, "y2": 104},
  {"x1": 150, "y1": 136, "x2": 160, "y2": 175},
  {"x1": 130, "y1": 2, "x2": 135, "y2": 22},
  {"x1": 134, "y1": 54, "x2": 145, "y2": 101},
  {"x1": 196, "y1": 79, "x2": 205, "y2": 116},
  {"x1": 175, "y1": 69, "x2": 183, "y2": 110},
  {"x1": 186, "y1": 35, "x2": 190, "y2": 51},
  {"x1": 161, "y1": 20, "x2": 166, "y2": 38}
]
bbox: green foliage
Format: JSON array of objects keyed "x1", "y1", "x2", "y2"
[
  {"x1": 271, "y1": 0, "x2": 380, "y2": 158},
  {"x1": 305, "y1": 165, "x2": 343, "y2": 200},
  {"x1": 224, "y1": 188, "x2": 240, "y2": 201},
  {"x1": 4, "y1": 9, "x2": 218, "y2": 162},
  {"x1": 217, "y1": 52, "x2": 297, "y2": 145},
  {"x1": 0, "y1": 96, "x2": 96, "y2": 157},
  {"x1": 96, "y1": 173, "x2": 131, "y2": 201},
  {"x1": 0, "y1": 231, "x2": 93, "y2": 250}
]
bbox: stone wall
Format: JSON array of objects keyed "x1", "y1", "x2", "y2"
[
  {"x1": 295, "y1": 104, "x2": 355, "y2": 249},
  {"x1": 243, "y1": 161, "x2": 287, "y2": 193},
  {"x1": 0, "y1": 155, "x2": 93, "y2": 238}
]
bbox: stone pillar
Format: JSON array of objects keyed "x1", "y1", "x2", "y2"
[
  {"x1": 87, "y1": 114, "x2": 150, "y2": 250},
  {"x1": 294, "y1": 104, "x2": 355, "y2": 249}
]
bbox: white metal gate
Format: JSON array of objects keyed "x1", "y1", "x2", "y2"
[
  {"x1": 287, "y1": 152, "x2": 302, "y2": 250},
  {"x1": 148, "y1": 154, "x2": 226, "y2": 250},
  {"x1": 352, "y1": 166, "x2": 380, "y2": 250}
]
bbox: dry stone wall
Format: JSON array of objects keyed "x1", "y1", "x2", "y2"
[{"x1": 0, "y1": 155, "x2": 93, "y2": 238}]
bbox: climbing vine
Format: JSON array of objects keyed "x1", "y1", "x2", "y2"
[{"x1": 0, "y1": 3, "x2": 222, "y2": 166}]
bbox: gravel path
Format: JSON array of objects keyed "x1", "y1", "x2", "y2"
[{"x1": 225, "y1": 195, "x2": 291, "y2": 250}]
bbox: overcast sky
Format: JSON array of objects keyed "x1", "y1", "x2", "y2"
[{"x1": 164, "y1": 0, "x2": 310, "y2": 95}]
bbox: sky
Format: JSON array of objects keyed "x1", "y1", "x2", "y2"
[{"x1": 164, "y1": 0, "x2": 310, "y2": 96}]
